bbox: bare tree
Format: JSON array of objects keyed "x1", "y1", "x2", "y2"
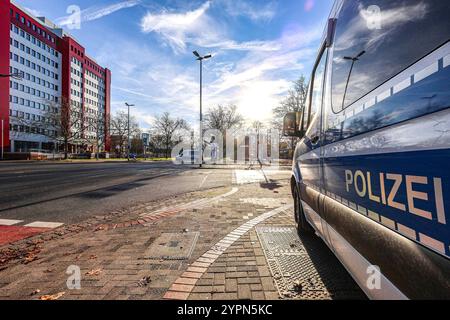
[
  {"x1": 109, "y1": 110, "x2": 141, "y2": 156},
  {"x1": 153, "y1": 112, "x2": 189, "y2": 159},
  {"x1": 204, "y1": 105, "x2": 244, "y2": 161},
  {"x1": 149, "y1": 133, "x2": 165, "y2": 158},
  {"x1": 83, "y1": 115, "x2": 109, "y2": 160},
  {"x1": 273, "y1": 76, "x2": 308, "y2": 120},
  {"x1": 272, "y1": 76, "x2": 308, "y2": 151},
  {"x1": 10, "y1": 97, "x2": 99, "y2": 159},
  {"x1": 204, "y1": 104, "x2": 244, "y2": 132}
]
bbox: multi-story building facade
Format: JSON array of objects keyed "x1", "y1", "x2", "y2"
[{"x1": 0, "y1": 0, "x2": 111, "y2": 154}]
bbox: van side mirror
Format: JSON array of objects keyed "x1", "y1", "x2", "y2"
[{"x1": 283, "y1": 112, "x2": 304, "y2": 138}]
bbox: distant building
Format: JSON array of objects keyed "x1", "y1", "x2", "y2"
[{"x1": 0, "y1": 0, "x2": 111, "y2": 153}]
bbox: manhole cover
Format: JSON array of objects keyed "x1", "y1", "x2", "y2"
[
  {"x1": 256, "y1": 226, "x2": 365, "y2": 300},
  {"x1": 145, "y1": 232, "x2": 199, "y2": 261}
]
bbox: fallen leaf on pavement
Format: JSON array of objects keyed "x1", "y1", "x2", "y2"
[
  {"x1": 31, "y1": 289, "x2": 41, "y2": 296},
  {"x1": 85, "y1": 268, "x2": 102, "y2": 276},
  {"x1": 293, "y1": 280, "x2": 303, "y2": 293},
  {"x1": 39, "y1": 292, "x2": 65, "y2": 300},
  {"x1": 138, "y1": 276, "x2": 151, "y2": 287},
  {"x1": 23, "y1": 254, "x2": 38, "y2": 264}
]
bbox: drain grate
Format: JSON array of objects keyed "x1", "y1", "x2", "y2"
[
  {"x1": 256, "y1": 226, "x2": 365, "y2": 300},
  {"x1": 144, "y1": 232, "x2": 199, "y2": 261}
]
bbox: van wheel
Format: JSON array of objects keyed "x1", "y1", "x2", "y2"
[{"x1": 293, "y1": 186, "x2": 313, "y2": 234}]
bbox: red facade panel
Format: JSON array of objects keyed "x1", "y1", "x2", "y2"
[
  {"x1": 104, "y1": 69, "x2": 111, "y2": 152},
  {"x1": 0, "y1": 0, "x2": 11, "y2": 151}
]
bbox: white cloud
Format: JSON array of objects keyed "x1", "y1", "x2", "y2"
[
  {"x1": 220, "y1": 0, "x2": 277, "y2": 22},
  {"x1": 140, "y1": 1, "x2": 281, "y2": 54},
  {"x1": 97, "y1": 3, "x2": 326, "y2": 128},
  {"x1": 24, "y1": 7, "x2": 43, "y2": 17},
  {"x1": 201, "y1": 24, "x2": 322, "y2": 123},
  {"x1": 56, "y1": 0, "x2": 141, "y2": 26},
  {"x1": 140, "y1": 1, "x2": 216, "y2": 54}
]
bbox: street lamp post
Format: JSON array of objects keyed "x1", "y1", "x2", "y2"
[
  {"x1": 193, "y1": 51, "x2": 212, "y2": 168},
  {"x1": 125, "y1": 103, "x2": 135, "y2": 162}
]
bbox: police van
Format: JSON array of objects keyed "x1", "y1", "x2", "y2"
[{"x1": 284, "y1": 0, "x2": 450, "y2": 299}]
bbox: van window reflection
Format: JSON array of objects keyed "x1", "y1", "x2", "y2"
[{"x1": 331, "y1": 0, "x2": 450, "y2": 113}]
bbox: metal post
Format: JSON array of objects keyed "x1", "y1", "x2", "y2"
[
  {"x1": 199, "y1": 58, "x2": 203, "y2": 168},
  {"x1": 127, "y1": 104, "x2": 131, "y2": 162},
  {"x1": 193, "y1": 51, "x2": 211, "y2": 167}
]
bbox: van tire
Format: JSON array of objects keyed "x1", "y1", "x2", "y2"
[{"x1": 293, "y1": 186, "x2": 314, "y2": 234}]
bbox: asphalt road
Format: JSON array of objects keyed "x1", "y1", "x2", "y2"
[{"x1": 0, "y1": 161, "x2": 235, "y2": 225}]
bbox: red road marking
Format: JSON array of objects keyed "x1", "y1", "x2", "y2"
[{"x1": 0, "y1": 225, "x2": 50, "y2": 246}]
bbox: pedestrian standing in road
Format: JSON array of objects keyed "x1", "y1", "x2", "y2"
[{"x1": 210, "y1": 136, "x2": 218, "y2": 165}]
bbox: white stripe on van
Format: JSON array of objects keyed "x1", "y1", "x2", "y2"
[
  {"x1": 414, "y1": 62, "x2": 439, "y2": 83},
  {"x1": 323, "y1": 108, "x2": 450, "y2": 159},
  {"x1": 393, "y1": 77, "x2": 411, "y2": 94},
  {"x1": 332, "y1": 41, "x2": 450, "y2": 127},
  {"x1": 444, "y1": 53, "x2": 450, "y2": 68},
  {"x1": 419, "y1": 233, "x2": 446, "y2": 255}
]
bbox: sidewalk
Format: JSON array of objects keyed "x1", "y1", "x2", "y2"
[{"x1": 0, "y1": 174, "x2": 364, "y2": 300}]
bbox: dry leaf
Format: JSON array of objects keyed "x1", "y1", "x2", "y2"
[
  {"x1": 39, "y1": 292, "x2": 65, "y2": 300},
  {"x1": 31, "y1": 289, "x2": 41, "y2": 296},
  {"x1": 85, "y1": 268, "x2": 102, "y2": 276},
  {"x1": 23, "y1": 254, "x2": 38, "y2": 264},
  {"x1": 138, "y1": 276, "x2": 151, "y2": 287}
]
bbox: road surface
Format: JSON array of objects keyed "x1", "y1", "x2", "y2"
[{"x1": 0, "y1": 161, "x2": 234, "y2": 225}]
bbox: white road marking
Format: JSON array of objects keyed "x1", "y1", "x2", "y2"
[
  {"x1": 24, "y1": 221, "x2": 64, "y2": 229},
  {"x1": 199, "y1": 174, "x2": 209, "y2": 188},
  {"x1": 241, "y1": 198, "x2": 290, "y2": 208},
  {"x1": 166, "y1": 203, "x2": 293, "y2": 299},
  {"x1": 0, "y1": 219, "x2": 24, "y2": 226},
  {"x1": 233, "y1": 170, "x2": 266, "y2": 184}
]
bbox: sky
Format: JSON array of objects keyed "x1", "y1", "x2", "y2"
[{"x1": 13, "y1": 0, "x2": 334, "y2": 130}]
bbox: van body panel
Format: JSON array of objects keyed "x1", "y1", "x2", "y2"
[
  {"x1": 291, "y1": 0, "x2": 450, "y2": 299},
  {"x1": 303, "y1": 196, "x2": 409, "y2": 300}
]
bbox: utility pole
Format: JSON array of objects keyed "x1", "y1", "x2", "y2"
[
  {"x1": 193, "y1": 51, "x2": 212, "y2": 168},
  {"x1": 125, "y1": 103, "x2": 135, "y2": 162}
]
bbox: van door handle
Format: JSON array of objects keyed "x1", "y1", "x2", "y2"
[{"x1": 311, "y1": 135, "x2": 320, "y2": 145}]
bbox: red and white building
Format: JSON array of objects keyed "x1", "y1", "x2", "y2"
[{"x1": 0, "y1": 0, "x2": 111, "y2": 153}]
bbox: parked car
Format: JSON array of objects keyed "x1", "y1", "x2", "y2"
[{"x1": 284, "y1": 0, "x2": 450, "y2": 300}]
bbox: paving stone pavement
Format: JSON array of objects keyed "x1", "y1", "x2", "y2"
[{"x1": 0, "y1": 171, "x2": 365, "y2": 300}]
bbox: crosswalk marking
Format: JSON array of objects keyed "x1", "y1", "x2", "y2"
[
  {"x1": 233, "y1": 170, "x2": 266, "y2": 184},
  {"x1": 24, "y1": 221, "x2": 64, "y2": 229},
  {"x1": 0, "y1": 219, "x2": 24, "y2": 226}
]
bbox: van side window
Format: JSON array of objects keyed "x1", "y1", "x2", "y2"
[
  {"x1": 331, "y1": 0, "x2": 450, "y2": 113},
  {"x1": 307, "y1": 50, "x2": 327, "y2": 131}
]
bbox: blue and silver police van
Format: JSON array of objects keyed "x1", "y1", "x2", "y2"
[{"x1": 284, "y1": 0, "x2": 450, "y2": 299}]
